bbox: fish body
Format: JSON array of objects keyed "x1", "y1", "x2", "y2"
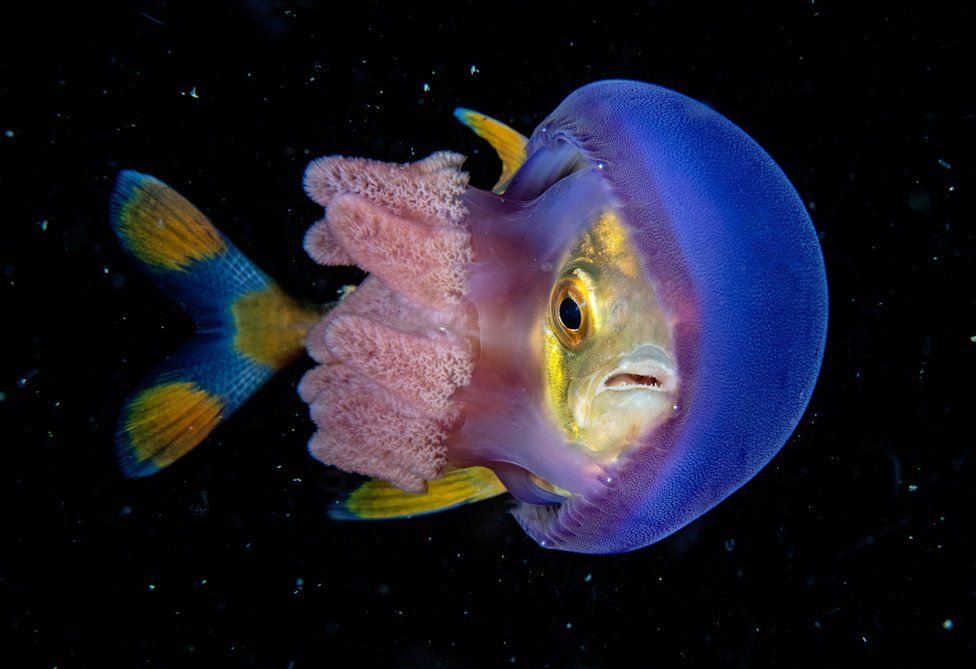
[{"x1": 110, "y1": 80, "x2": 826, "y2": 553}]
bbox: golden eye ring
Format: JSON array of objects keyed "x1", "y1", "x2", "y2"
[{"x1": 550, "y1": 276, "x2": 590, "y2": 348}]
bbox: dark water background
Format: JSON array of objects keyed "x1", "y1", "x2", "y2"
[{"x1": 3, "y1": 2, "x2": 974, "y2": 666}]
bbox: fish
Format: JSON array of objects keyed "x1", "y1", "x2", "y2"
[{"x1": 110, "y1": 80, "x2": 827, "y2": 554}]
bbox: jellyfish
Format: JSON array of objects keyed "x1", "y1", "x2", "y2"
[{"x1": 298, "y1": 80, "x2": 828, "y2": 553}]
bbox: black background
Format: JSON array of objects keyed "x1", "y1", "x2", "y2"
[{"x1": 3, "y1": 1, "x2": 974, "y2": 666}]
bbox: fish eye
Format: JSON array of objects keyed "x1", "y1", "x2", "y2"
[
  {"x1": 550, "y1": 275, "x2": 591, "y2": 348},
  {"x1": 559, "y1": 297, "x2": 582, "y2": 330}
]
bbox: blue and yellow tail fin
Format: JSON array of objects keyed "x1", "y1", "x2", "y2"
[
  {"x1": 109, "y1": 170, "x2": 323, "y2": 477},
  {"x1": 330, "y1": 466, "x2": 507, "y2": 520}
]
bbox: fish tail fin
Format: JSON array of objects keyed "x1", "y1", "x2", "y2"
[
  {"x1": 109, "y1": 170, "x2": 324, "y2": 477},
  {"x1": 329, "y1": 466, "x2": 507, "y2": 520}
]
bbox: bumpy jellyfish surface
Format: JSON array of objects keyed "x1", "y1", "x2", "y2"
[
  {"x1": 300, "y1": 80, "x2": 827, "y2": 554},
  {"x1": 299, "y1": 153, "x2": 477, "y2": 493}
]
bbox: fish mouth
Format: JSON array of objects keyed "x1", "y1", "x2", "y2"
[
  {"x1": 570, "y1": 343, "x2": 678, "y2": 457},
  {"x1": 598, "y1": 345, "x2": 677, "y2": 395}
]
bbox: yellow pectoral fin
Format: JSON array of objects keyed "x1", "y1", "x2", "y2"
[
  {"x1": 330, "y1": 466, "x2": 507, "y2": 520},
  {"x1": 454, "y1": 108, "x2": 528, "y2": 193}
]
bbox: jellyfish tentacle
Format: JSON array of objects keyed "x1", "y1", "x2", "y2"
[
  {"x1": 301, "y1": 153, "x2": 479, "y2": 492},
  {"x1": 297, "y1": 360, "x2": 332, "y2": 404},
  {"x1": 329, "y1": 276, "x2": 474, "y2": 337},
  {"x1": 323, "y1": 192, "x2": 471, "y2": 309},
  {"x1": 303, "y1": 152, "x2": 469, "y2": 225},
  {"x1": 303, "y1": 215, "x2": 356, "y2": 266},
  {"x1": 303, "y1": 152, "x2": 469, "y2": 271},
  {"x1": 322, "y1": 313, "x2": 473, "y2": 414},
  {"x1": 307, "y1": 364, "x2": 458, "y2": 492}
]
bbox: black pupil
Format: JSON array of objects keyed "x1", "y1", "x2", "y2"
[{"x1": 559, "y1": 297, "x2": 582, "y2": 330}]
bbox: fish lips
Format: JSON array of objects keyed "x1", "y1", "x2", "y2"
[{"x1": 599, "y1": 344, "x2": 677, "y2": 396}]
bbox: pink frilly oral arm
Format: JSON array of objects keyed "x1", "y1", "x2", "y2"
[
  {"x1": 300, "y1": 154, "x2": 478, "y2": 492},
  {"x1": 320, "y1": 193, "x2": 471, "y2": 309},
  {"x1": 306, "y1": 363, "x2": 455, "y2": 493},
  {"x1": 302, "y1": 151, "x2": 468, "y2": 270},
  {"x1": 303, "y1": 151, "x2": 468, "y2": 220},
  {"x1": 323, "y1": 314, "x2": 473, "y2": 414}
]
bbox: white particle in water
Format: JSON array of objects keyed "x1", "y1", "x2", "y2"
[
  {"x1": 943, "y1": 619, "x2": 954, "y2": 630},
  {"x1": 189, "y1": 86, "x2": 199, "y2": 99},
  {"x1": 908, "y1": 484, "x2": 918, "y2": 492},
  {"x1": 470, "y1": 65, "x2": 479, "y2": 75},
  {"x1": 422, "y1": 82, "x2": 430, "y2": 92},
  {"x1": 4, "y1": 130, "x2": 13, "y2": 138}
]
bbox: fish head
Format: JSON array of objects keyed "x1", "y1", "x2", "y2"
[{"x1": 542, "y1": 210, "x2": 676, "y2": 460}]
